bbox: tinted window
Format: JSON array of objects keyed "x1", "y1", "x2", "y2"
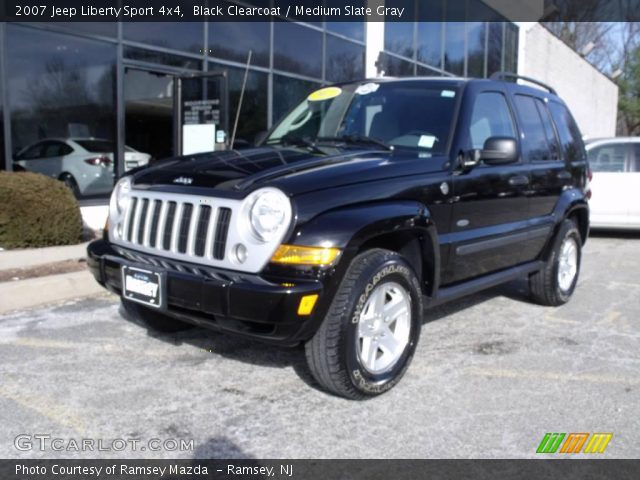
[
  {"x1": 42, "y1": 141, "x2": 70, "y2": 157},
  {"x1": 273, "y1": 22, "x2": 322, "y2": 77},
  {"x1": 325, "y1": 35, "x2": 365, "y2": 83},
  {"x1": 19, "y1": 143, "x2": 44, "y2": 160},
  {"x1": 469, "y1": 92, "x2": 515, "y2": 149},
  {"x1": 548, "y1": 101, "x2": 586, "y2": 161},
  {"x1": 534, "y1": 99, "x2": 561, "y2": 160},
  {"x1": 514, "y1": 95, "x2": 554, "y2": 161},
  {"x1": 75, "y1": 140, "x2": 114, "y2": 153},
  {"x1": 588, "y1": 144, "x2": 628, "y2": 172}
]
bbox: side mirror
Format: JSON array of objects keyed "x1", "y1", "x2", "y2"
[
  {"x1": 480, "y1": 137, "x2": 518, "y2": 165},
  {"x1": 254, "y1": 131, "x2": 268, "y2": 146}
]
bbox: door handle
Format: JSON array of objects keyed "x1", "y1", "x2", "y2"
[{"x1": 508, "y1": 175, "x2": 529, "y2": 186}]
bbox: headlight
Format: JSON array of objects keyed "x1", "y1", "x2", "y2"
[
  {"x1": 110, "y1": 176, "x2": 132, "y2": 216},
  {"x1": 246, "y1": 188, "x2": 291, "y2": 242}
]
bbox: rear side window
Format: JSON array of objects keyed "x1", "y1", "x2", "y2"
[
  {"x1": 548, "y1": 101, "x2": 586, "y2": 162},
  {"x1": 468, "y1": 92, "x2": 516, "y2": 149},
  {"x1": 588, "y1": 143, "x2": 628, "y2": 172},
  {"x1": 514, "y1": 95, "x2": 555, "y2": 161}
]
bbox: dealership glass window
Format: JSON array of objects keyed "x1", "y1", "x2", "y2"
[
  {"x1": 326, "y1": 22, "x2": 365, "y2": 42},
  {"x1": 272, "y1": 75, "x2": 320, "y2": 123},
  {"x1": 325, "y1": 35, "x2": 365, "y2": 83},
  {"x1": 379, "y1": 53, "x2": 415, "y2": 77},
  {"x1": 385, "y1": 23, "x2": 415, "y2": 59},
  {"x1": 123, "y1": 47, "x2": 202, "y2": 70},
  {"x1": 504, "y1": 23, "x2": 519, "y2": 73},
  {"x1": 444, "y1": 22, "x2": 465, "y2": 76},
  {"x1": 209, "y1": 22, "x2": 270, "y2": 67},
  {"x1": 211, "y1": 63, "x2": 268, "y2": 143},
  {"x1": 487, "y1": 23, "x2": 503, "y2": 76},
  {"x1": 467, "y1": 22, "x2": 486, "y2": 78},
  {"x1": 123, "y1": 23, "x2": 204, "y2": 54},
  {"x1": 6, "y1": 26, "x2": 116, "y2": 197},
  {"x1": 50, "y1": 22, "x2": 117, "y2": 38},
  {"x1": 273, "y1": 22, "x2": 322, "y2": 78},
  {"x1": 417, "y1": 23, "x2": 443, "y2": 69}
]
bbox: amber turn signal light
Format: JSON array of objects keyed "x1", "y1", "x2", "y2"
[
  {"x1": 297, "y1": 294, "x2": 319, "y2": 316},
  {"x1": 270, "y1": 245, "x2": 341, "y2": 266}
]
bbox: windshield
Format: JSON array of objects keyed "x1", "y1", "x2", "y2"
[{"x1": 266, "y1": 81, "x2": 459, "y2": 154}]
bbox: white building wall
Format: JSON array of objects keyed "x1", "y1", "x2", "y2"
[{"x1": 517, "y1": 23, "x2": 618, "y2": 139}]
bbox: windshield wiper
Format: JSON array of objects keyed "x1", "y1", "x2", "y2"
[
  {"x1": 317, "y1": 135, "x2": 393, "y2": 151},
  {"x1": 272, "y1": 134, "x2": 326, "y2": 155}
]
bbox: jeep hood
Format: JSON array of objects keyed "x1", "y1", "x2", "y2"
[{"x1": 132, "y1": 146, "x2": 447, "y2": 196}]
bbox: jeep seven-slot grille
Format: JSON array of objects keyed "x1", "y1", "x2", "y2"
[{"x1": 121, "y1": 195, "x2": 231, "y2": 261}]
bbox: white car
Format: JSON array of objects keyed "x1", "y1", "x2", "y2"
[
  {"x1": 14, "y1": 138, "x2": 151, "y2": 197},
  {"x1": 586, "y1": 137, "x2": 640, "y2": 230}
]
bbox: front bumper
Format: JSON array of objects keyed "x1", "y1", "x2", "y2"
[{"x1": 87, "y1": 239, "x2": 324, "y2": 346}]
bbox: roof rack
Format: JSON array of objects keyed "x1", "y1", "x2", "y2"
[{"x1": 490, "y1": 72, "x2": 557, "y2": 95}]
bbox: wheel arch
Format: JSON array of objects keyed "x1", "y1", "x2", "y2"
[{"x1": 290, "y1": 201, "x2": 440, "y2": 297}]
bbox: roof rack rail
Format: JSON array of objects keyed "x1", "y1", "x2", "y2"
[{"x1": 490, "y1": 72, "x2": 557, "y2": 95}]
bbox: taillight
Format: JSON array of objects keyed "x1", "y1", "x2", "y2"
[{"x1": 84, "y1": 156, "x2": 112, "y2": 167}]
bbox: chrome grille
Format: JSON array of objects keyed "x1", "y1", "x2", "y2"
[
  {"x1": 117, "y1": 193, "x2": 232, "y2": 262},
  {"x1": 109, "y1": 187, "x2": 292, "y2": 274}
]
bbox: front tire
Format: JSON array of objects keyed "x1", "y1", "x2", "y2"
[
  {"x1": 529, "y1": 219, "x2": 582, "y2": 306},
  {"x1": 121, "y1": 299, "x2": 193, "y2": 333},
  {"x1": 305, "y1": 249, "x2": 423, "y2": 399}
]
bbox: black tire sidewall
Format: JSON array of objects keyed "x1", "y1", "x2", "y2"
[
  {"x1": 551, "y1": 222, "x2": 582, "y2": 302},
  {"x1": 343, "y1": 255, "x2": 422, "y2": 395}
]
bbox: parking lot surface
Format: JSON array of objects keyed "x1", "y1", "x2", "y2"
[{"x1": 1, "y1": 233, "x2": 639, "y2": 459}]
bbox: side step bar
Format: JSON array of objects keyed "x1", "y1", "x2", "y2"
[{"x1": 429, "y1": 261, "x2": 544, "y2": 307}]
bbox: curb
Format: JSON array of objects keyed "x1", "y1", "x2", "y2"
[
  {"x1": 0, "y1": 269, "x2": 111, "y2": 315},
  {"x1": 0, "y1": 242, "x2": 90, "y2": 270}
]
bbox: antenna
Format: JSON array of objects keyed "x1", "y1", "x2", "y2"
[{"x1": 230, "y1": 50, "x2": 252, "y2": 149}]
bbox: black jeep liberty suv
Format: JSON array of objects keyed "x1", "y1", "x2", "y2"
[{"x1": 88, "y1": 73, "x2": 590, "y2": 399}]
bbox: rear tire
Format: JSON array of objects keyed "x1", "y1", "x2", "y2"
[
  {"x1": 121, "y1": 299, "x2": 193, "y2": 333},
  {"x1": 60, "y1": 173, "x2": 80, "y2": 198},
  {"x1": 305, "y1": 248, "x2": 423, "y2": 399},
  {"x1": 529, "y1": 219, "x2": 582, "y2": 306}
]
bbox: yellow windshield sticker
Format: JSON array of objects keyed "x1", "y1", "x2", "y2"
[{"x1": 307, "y1": 86, "x2": 342, "y2": 102}]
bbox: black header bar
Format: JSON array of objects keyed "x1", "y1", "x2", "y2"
[{"x1": 1, "y1": 0, "x2": 639, "y2": 22}]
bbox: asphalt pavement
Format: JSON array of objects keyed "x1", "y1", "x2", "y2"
[{"x1": 1, "y1": 233, "x2": 638, "y2": 459}]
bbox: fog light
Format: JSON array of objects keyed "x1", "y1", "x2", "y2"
[
  {"x1": 298, "y1": 294, "x2": 319, "y2": 316},
  {"x1": 234, "y1": 243, "x2": 248, "y2": 264}
]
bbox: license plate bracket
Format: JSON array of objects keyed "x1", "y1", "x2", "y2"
[{"x1": 121, "y1": 265, "x2": 164, "y2": 309}]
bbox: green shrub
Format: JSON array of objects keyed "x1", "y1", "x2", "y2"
[{"x1": 0, "y1": 171, "x2": 83, "y2": 248}]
